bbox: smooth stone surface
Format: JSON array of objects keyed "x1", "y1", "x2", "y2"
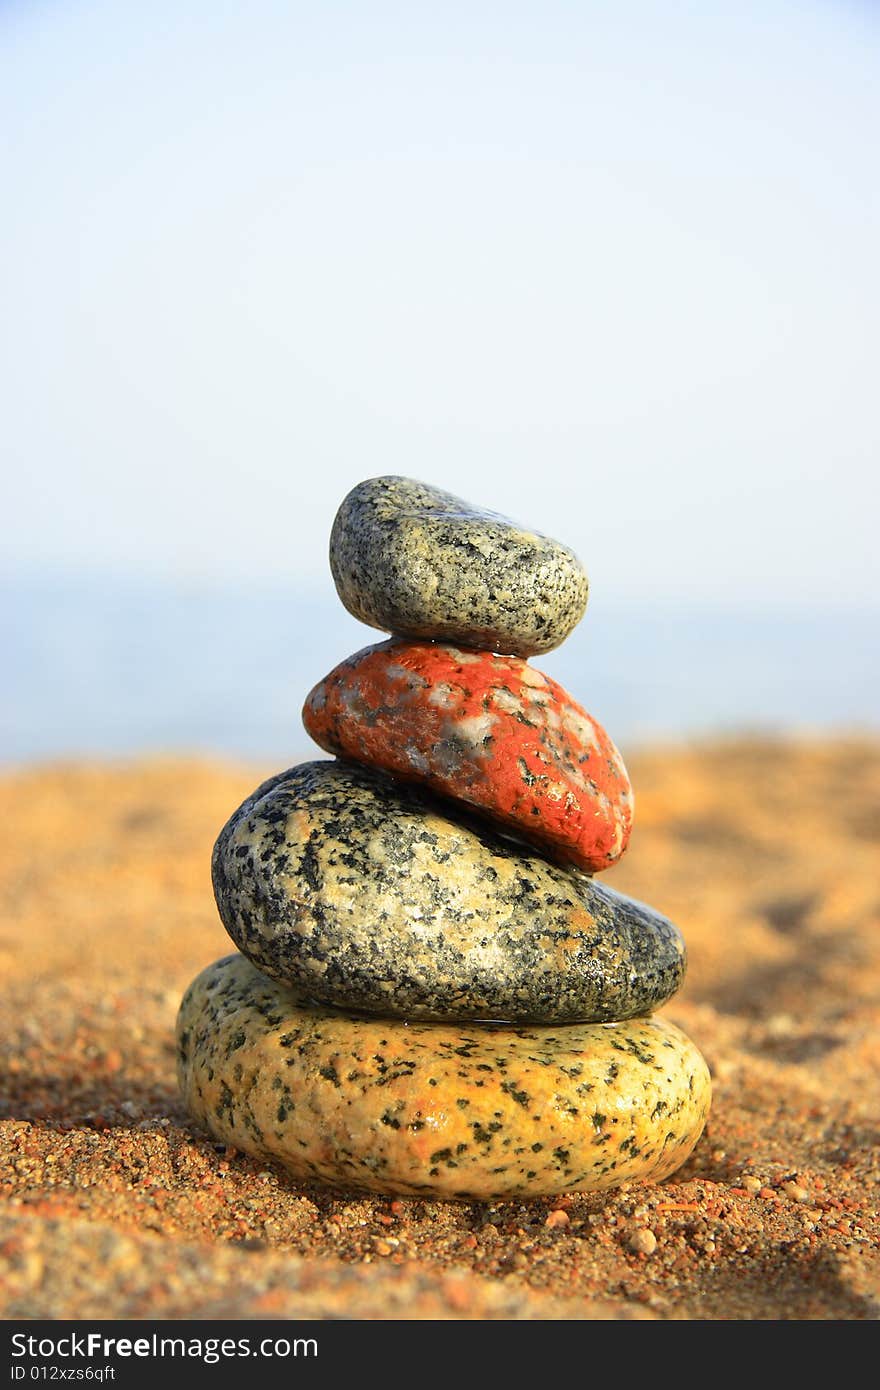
[
  {"x1": 303, "y1": 640, "x2": 633, "y2": 872},
  {"x1": 177, "y1": 954, "x2": 711, "y2": 1199},
  {"x1": 329, "y1": 476, "x2": 589, "y2": 657},
  {"x1": 211, "y1": 760, "x2": 684, "y2": 1024}
]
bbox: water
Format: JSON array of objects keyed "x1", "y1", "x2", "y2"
[{"x1": 2, "y1": 572, "x2": 876, "y2": 764}]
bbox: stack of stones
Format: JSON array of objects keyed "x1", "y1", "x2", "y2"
[{"x1": 177, "y1": 477, "x2": 710, "y2": 1200}]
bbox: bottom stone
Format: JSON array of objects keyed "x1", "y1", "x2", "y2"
[{"x1": 177, "y1": 955, "x2": 711, "y2": 1200}]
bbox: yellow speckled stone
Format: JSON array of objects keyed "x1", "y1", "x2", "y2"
[{"x1": 177, "y1": 955, "x2": 711, "y2": 1199}]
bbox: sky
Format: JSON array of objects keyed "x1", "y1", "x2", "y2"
[{"x1": 2, "y1": 0, "x2": 878, "y2": 607}]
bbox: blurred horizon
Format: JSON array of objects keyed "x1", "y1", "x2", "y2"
[{"x1": 3, "y1": 567, "x2": 877, "y2": 767}]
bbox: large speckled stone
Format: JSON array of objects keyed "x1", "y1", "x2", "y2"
[
  {"x1": 211, "y1": 760, "x2": 685, "y2": 1024},
  {"x1": 303, "y1": 640, "x2": 633, "y2": 872},
  {"x1": 177, "y1": 954, "x2": 711, "y2": 1199},
  {"x1": 329, "y1": 476, "x2": 589, "y2": 657}
]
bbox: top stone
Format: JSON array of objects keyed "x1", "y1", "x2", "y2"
[{"x1": 329, "y1": 476, "x2": 589, "y2": 657}]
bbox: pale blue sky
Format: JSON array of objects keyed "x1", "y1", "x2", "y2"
[{"x1": 2, "y1": 0, "x2": 878, "y2": 605}]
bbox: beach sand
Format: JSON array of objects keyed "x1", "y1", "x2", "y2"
[{"x1": 1, "y1": 739, "x2": 878, "y2": 1320}]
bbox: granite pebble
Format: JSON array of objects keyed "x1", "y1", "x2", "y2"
[
  {"x1": 303, "y1": 639, "x2": 633, "y2": 871},
  {"x1": 177, "y1": 953, "x2": 712, "y2": 1199},
  {"x1": 211, "y1": 760, "x2": 685, "y2": 1024},
  {"x1": 329, "y1": 476, "x2": 589, "y2": 657}
]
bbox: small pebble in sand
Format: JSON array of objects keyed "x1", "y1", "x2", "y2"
[
  {"x1": 629, "y1": 1229, "x2": 658, "y2": 1256},
  {"x1": 741, "y1": 1175, "x2": 762, "y2": 1194},
  {"x1": 545, "y1": 1209, "x2": 570, "y2": 1229},
  {"x1": 782, "y1": 1181, "x2": 810, "y2": 1202}
]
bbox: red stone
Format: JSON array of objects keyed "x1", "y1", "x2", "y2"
[{"x1": 302, "y1": 641, "x2": 633, "y2": 872}]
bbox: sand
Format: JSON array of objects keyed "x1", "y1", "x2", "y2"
[{"x1": 1, "y1": 739, "x2": 878, "y2": 1321}]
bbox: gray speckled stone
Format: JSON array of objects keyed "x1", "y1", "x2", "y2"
[
  {"x1": 211, "y1": 760, "x2": 685, "y2": 1024},
  {"x1": 177, "y1": 953, "x2": 711, "y2": 1199},
  {"x1": 329, "y1": 476, "x2": 589, "y2": 657}
]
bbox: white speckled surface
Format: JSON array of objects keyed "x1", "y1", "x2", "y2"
[
  {"x1": 329, "y1": 476, "x2": 589, "y2": 656},
  {"x1": 212, "y1": 760, "x2": 686, "y2": 1023}
]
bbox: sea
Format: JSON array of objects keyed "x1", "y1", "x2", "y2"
[{"x1": 1, "y1": 572, "x2": 877, "y2": 765}]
